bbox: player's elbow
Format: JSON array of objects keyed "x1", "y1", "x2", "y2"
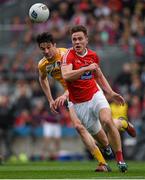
[
  {"x1": 62, "y1": 73, "x2": 72, "y2": 81},
  {"x1": 39, "y1": 76, "x2": 42, "y2": 83},
  {"x1": 39, "y1": 76, "x2": 43, "y2": 83},
  {"x1": 39, "y1": 76, "x2": 47, "y2": 85},
  {"x1": 62, "y1": 73, "x2": 67, "y2": 80}
]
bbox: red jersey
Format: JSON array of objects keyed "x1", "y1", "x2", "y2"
[{"x1": 63, "y1": 48, "x2": 100, "y2": 103}]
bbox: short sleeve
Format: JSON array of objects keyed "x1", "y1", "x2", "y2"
[{"x1": 38, "y1": 59, "x2": 47, "y2": 78}]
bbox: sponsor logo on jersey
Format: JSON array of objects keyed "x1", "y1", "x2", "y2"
[
  {"x1": 81, "y1": 71, "x2": 92, "y2": 79},
  {"x1": 46, "y1": 64, "x2": 53, "y2": 72},
  {"x1": 46, "y1": 61, "x2": 61, "y2": 76}
]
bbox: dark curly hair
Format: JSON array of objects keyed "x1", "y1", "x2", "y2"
[{"x1": 36, "y1": 32, "x2": 54, "y2": 46}]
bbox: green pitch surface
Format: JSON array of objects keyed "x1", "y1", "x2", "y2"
[{"x1": 0, "y1": 161, "x2": 145, "y2": 179}]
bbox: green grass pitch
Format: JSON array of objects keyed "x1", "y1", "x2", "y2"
[{"x1": 0, "y1": 160, "x2": 145, "y2": 179}]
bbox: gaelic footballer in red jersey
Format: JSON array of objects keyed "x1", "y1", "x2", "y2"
[{"x1": 61, "y1": 25, "x2": 128, "y2": 172}]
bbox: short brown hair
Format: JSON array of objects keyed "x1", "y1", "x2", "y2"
[{"x1": 70, "y1": 25, "x2": 88, "y2": 36}]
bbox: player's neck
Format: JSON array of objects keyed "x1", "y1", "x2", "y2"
[{"x1": 76, "y1": 48, "x2": 88, "y2": 57}]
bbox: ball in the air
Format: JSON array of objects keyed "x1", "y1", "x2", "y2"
[{"x1": 29, "y1": 3, "x2": 50, "y2": 23}]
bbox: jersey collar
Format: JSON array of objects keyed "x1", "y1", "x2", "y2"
[{"x1": 76, "y1": 48, "x2": 88, "y2": 57}]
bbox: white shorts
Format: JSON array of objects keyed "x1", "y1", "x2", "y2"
[
  {"x1": 68, "y1": 91, "x2": 110, "y2": 135},
  {"x1": 43, "y1": 122, "x2": 61, "y2": 138}
]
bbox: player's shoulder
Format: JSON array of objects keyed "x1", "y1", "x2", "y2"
[
  {"x1": 58, "y1": 47, "x2": 68, "y2": 55},
  {"x1": 88, "y1": 48, "x2": 98, "y2": 56},
  {"x1": 88, "y1": 48, "x2": 100, "y2": 60},
  {"x1": 38, "y1": 57, "x2": 47, "y2": 69},
  {"x1": 66, "y1": 48, "x2": 75, "y2": 56}
]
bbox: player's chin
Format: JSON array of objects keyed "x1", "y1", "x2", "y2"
[
  {"x1": 74, "y1": 45, "x2": 80, "y2": 49},
  {"x1": 45, "y1": 54, "x2": 52, "y2": 59},
  {"x1": 75, "y1": 48, "x2": 83, "y2": 53}
]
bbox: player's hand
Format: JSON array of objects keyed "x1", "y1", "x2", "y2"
[
  {"x1": 54, "y1": 95, "x2": 67, "y2": 109},
  {"x1": 85, "y1": 63, "x2": 98, "y2": 72},
  {"x1": 110, "y1": 92, "x2": 125, "y2": 105},
  {"x1": 50, "y1": 100, "x2": 58, "y2": 114}
]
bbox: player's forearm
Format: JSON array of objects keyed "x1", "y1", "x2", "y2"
[
  {"x1": 39, "y1": 77, "x2": 53, "y2": 102},
  {"x1": 97, "y1": 69, "x2": 113, "y2": 95},
  {"x1": 62, "y1": 67, "x2": 87, "y2": 81}
]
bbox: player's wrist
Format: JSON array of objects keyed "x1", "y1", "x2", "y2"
[
  {"x1": 109, "y1": 91, "x2": 116, "y2": 97},
  {"x1": 83, "y1": 66, "x2": 88, "y2": 72},
  {"x1": 49, "y1": 99, "x2": 54, "y2": 104},
  {"x1": 63, "y1": 90, "x2": 69, "y2": 98}
]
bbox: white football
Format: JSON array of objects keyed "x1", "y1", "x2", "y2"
[{"x1": 29, "y1": 3, "x2": 50, "y2": 23}]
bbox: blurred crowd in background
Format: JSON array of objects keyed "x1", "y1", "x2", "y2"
[{"x1": 0, "y1": 0, "x2": 145, "y2": 161}]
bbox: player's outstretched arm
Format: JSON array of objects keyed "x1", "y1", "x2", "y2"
[
  {"x1": 54, "y1": 90, "x2": 69, "y2": 108},
  {"x1": 39, "y1": 71, "x2": 58, "y2": 113},
  {"x1": 95, "y1": 68, "x2": 125, "y2": 105}
]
